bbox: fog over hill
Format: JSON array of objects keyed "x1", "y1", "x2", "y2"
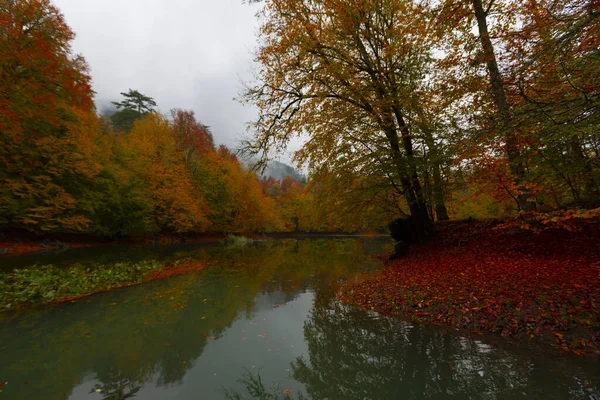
[{"x1": 262, "y1": 160, "x2": 306, "y2": 183}]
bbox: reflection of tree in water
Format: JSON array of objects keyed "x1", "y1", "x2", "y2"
[
  {"x1": 0, "y1": 238, "x2": 381, "y2": 400},
  {"x1": 292, "y1": 299, "x2": 600, "y2": 400},
  {"x1": 3, "y1": 238, "x2": 599, "y2": 400},
  {"x1": 83, "y1": 239, "x2": 374, "y2": 398},
  {"x1": 223, "y1": 369, "x2": 307, "y2": 400},
  {"x1": 90, "y1": 370, "x2": 141, "y2": 400}
]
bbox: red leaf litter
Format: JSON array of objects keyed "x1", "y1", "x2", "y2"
[{"x1": 338, "y1": 219, "x2": 600, "y2": 355}]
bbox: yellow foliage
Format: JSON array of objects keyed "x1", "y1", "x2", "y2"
[{"x1": 120, "y1": 114, "x2": 209, "y2": 232}]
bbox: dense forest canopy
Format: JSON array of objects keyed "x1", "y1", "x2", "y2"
[{"x1": 1, "y1": 0, "x2": 598, "y2": 238}]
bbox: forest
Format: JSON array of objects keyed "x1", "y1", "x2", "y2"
[
  {"x1": 1, "y1": 0, "x2": 598, "y2": 242},
  {"x1": 0, "y1": 3, "x2": 599, "y2": 398}
]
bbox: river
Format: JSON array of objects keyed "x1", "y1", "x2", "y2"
[{"x1": 0, "y1": 237, "x2": 598, "y2": 399}]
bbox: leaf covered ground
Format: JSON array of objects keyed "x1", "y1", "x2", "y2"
[{"x1": 338, "y1": 219, "x2": 600, "y2": 355}]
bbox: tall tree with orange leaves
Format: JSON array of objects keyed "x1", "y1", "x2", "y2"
[
  {"x1": 432, "y1": 0, "x2": 599, "y2": 211},
  {"x1": 192, "y1": 145, "x2": 281, "y2": 232},
  {"x1": 120, "y1": 114, "x2": 209, "y2": 233},
  {"x1": 0, "y1": 0, "x2": 102, "y2": 232},
  {"x1": 510, "y1": 0, "x2": 600, "y2": 206},
  {"x1": 244, "y1": 0, "x2": 448, "y2": 241}
]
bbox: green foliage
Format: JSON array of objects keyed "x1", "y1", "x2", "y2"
[
  {"x1": 223, "y1": 234, "x2": 255, "y2": 247},
  {"x1": 110, "y1": 107, "x2": 144, "y2": 133},
  {"x1": 447, "y1": 183, "x2": 515, "y2": 220},
  {"x1": 80, "y1": 170, "x2": 151, "y2": 237},
  {"x1": 112, "y1": 89, "x2": 158, "y2": 114},
  {"x1": 0, "y1": 260, "x2": 162, "y2": 311},
  {"x1": 110, "y1": 89, "x2": 157, "y2": 133}
]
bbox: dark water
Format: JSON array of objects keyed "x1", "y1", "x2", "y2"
[{"x1": 0, "y1": 238, "x2": 598, "y2": 400}]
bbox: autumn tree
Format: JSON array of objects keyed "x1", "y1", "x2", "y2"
[
  {"x1": 510, "y1": 0, "x2": 600, "y2": 207},
  {"x1": 306, "y1": 167, "x2": 402, "y2": 232},
  {"x1": 274, "y1": 176, "x2": 305, "y2": 231},
  {"x1": 193, "y1": 145, "x2": 280, "y2": 232},
  {"x1": 170, "y1": 108, "x2": 215, "y2": 167},
  {"x1": 245, "y1": 0, "x2": 453, "y2": 241},
  {"x1": 120, "y1": 114, "x2": 209, "y2": 233},
  {"x1": 470, "y1": 0, "x2": 534, "y2": 212},
  {"x1": 0, "y1": 0, "x2": 102, "y2": 232},
  {"x1": 433, "y1": 0, "x2": 599, "y2": 212}
]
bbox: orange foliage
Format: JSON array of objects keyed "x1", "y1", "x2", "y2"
[
  {"x1": 197, "y1": 148, "x2": 281, "y2": 232},
  {"x1": 121, "y1": 114, "x2": 209, "y2": 232},
  {"x1": 171, "y1": 109, "x2": 214, "y2": 156},
  {"x1": 0, "y1": 0, "x2": 100, "y2": 232}
]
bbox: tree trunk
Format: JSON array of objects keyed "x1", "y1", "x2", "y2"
[
  {"x1": 386, "y1": 106, "x2": 434, "y2": 242},
  {"x1": 383, "y1": 116, "x2": 433, "y2": 243},
  {"x1": 422, "y1": 124, "x2": 449, "y2": 221},
  {"x1": 398, "y1": 134, "x2": 434, "y2": 242},
  {"x1": 350, "y1": 19, "x2": 436, "y2": 236},
  {"x1": 472, "y1": 0, "x2": 535, "y2": 212},
  {"x1": 569, "y1": 135, "x2": 598, "y2": 203}
]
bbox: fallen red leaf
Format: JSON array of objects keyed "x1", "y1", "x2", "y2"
[{"x1": 339, "y1": 219, "x2": 600, "y2": 355}]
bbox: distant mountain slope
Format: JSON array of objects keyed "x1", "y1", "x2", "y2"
[{"x1": 262, "y1": 160, "x2": 306, "y2": 182}]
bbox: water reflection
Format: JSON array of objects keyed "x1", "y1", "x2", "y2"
[
  {"x1": 292, "y1": 298, "x2": 600, "y2": 399},
  {"x1": 0, "y1": 239, "x2": 381, "y2": 400},
  {"x1": 0, "y1": 238, "x2": 598, "y2": 400},
  {"x1": 90, "y1": 372, "x2": 141, "y2": 400},
  {"x1": 223, "y1": 369, "x2": 307, "y2": 400}
]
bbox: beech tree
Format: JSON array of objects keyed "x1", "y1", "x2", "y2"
[
  {"x1": 121, "y1": 114, "x2": 209, "y2": 233},
  {"x1": 0, "y1": 0, "x2": 100, "y2": 232},
  {"x1": 433, "y1": 0, "x2": 599, "y2": 211},
  {"x1": 511, "y1": 0, "x2": 600, "y2": 206},
  {"x1": 245, "y1": 0, "x2": 449, "y2": 241},
  {"x1": 471, "y1": 0, "x2": 534, "y2": 212},
  {"x1": 170, "y1": 108, "x2": 215, "y2": 167}
]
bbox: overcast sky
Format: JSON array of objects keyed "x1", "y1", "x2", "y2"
[{"x1": 53, "y1": 0, "x2": 298, "y2": 163}]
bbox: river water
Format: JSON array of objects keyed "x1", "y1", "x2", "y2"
[{"x1": 0, "y1": 238, "x2": 598, "y2": 399}]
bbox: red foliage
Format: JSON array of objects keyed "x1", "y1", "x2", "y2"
[
  {"x1": 339, "y1": 219, "x2": 600, "y2": 355},
  {"x1": 53, "y1": 260, "x2": 213, "y2": 304},
  {"x1": 0, "y1": 240, "x2": 45, "y2": 255},
  {"x1": 170, "y1": 109, "x2": 214, "y2": 154},
  {"x1": 0, "y1": 234, "x2": 106, "y2": 256},
  {"x1": 142, "y1": 260, "x2": 212, "y2": 281}
]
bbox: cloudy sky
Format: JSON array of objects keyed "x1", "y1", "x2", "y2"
[{"x1": 53, "y1": 0, "x2": 298, "y2": 163}]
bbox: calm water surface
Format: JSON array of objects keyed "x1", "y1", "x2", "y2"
[{"x1": 0, "y1": 238, "x2": 598, "y2": 399}]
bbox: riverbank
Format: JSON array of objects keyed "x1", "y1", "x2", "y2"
[
  {"x1": 0, "y1": 235, "x2": 105, "y2": 256},
  {"x1": 0, "y1": 231, "x2": 230, "y2": 256},
  {"x1": 0, "y1": 230, "x2": 386, "y2": 256},
  {"x1": 0, "y1": 258, "x2": 215, "y2": 313},
  {"x1": 338, "y1": 219, "x2": 600, "y2": 355}
]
